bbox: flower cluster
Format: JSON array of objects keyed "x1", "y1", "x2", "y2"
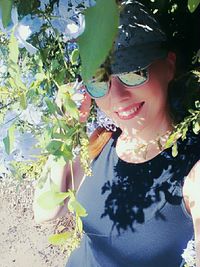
[
  {"x1": 0, "y1": 108, "x2": 43, "y2": 176},
  {"x1": 0, "y1": 0, "x2": 96, "y2": 178},
  {"x1": 0, "y1": 0, "x2": 96, "y2": 54}
]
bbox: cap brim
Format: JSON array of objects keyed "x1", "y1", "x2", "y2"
[{"x1": 110, "y1": 42, "x2": 168, "y2": 75}]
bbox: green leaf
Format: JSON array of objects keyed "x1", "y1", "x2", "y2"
[
  {"x1": 17, "y1": 0, "x2": 40, "y2": 16},
  {"x1": 172, "y1": 142, "x2": 178, "y2": 157},
  {"x1": 37, "y1": 191, "x2": 70, "y2": 210},
  {"x1": 78, "y1": 0, "x2": 119, "y2": 81},
  {"x1": 20, "y1": 92, "x2": 27, "y2": 109},
  {"x1": 65, "y1": 127, "x2": 78, "y2": 139},
  {"x1": 46, "y1": 140, "x2": 73, "y2": 160},
  {"x1": 52, "y1": 126, "x2": 77, "y2": 141},
  {"x1": 46, "y1": 140, "x2": 63, "y2": 154},
  {"x1": 54, "y1": 69, "x2": 66, "y2": 86},
  {"x1": 48, "y1": 231, "x2": 73, "y2": 246},
  {"x1": 8, "y1": 32, "x2": 19, "y2": 64},
  {"x1": 188, "y1": 0, "x2": 200, "y2": 12},
  {"x1": 45, "y1": 97, "x2": 60, "y2": 115},
  {"x1": 70, "y1": 49, "x2": 79, "y2": 65},
  {"x1": 3, "y1": 125, "x2": 15, "y2": 154},
  {"x1": 35, "y1": 73, "x2": 46, "y2": 81},
  {"x1": 181, "y1": 127, "x2": 188, "y2": 140},
  {"x1": 195, "y1": 100, "x2": 200, "y2": 109},
  {"x1": 165, "y1": 133, "x2": 177, "y2": 148},
  {"x1": 63, "y1": 94, "x2": 79, "y2": 120},
  {"x1": 57, "y1": 120, "x2": 70, "y2": 132},
  {"x1": 59, "y1": 84, "x2": 75, "y2": 95},
  {"x1": 52, "y1": 132, "x2": 69, "y2": 140},
  {"x1": 8, "y1": 64, "x2": 19, "y2": 81},
  {"x1": 0, "y1": 0, "x2": 13, "y2": 28},
  {"x1": 61, "y1": 144, "x2": 73, "y2": 161},
  {"x1": 3, "y1": 135, "x2": 10, "y2": 154},
  {"x1": 193, "y1": 121, "x2": 200, "y2": 134},
  {"x1": 68, "y1": 198, "x2": 88, "y2": 217},
  {"x1": 77, "y1": 216, "x2": 83, "y2": 232}
]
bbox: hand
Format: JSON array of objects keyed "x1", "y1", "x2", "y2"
[
  {"x1": 76, "y1": 92, "x2": 91, "y2": 123},
  {"x1": 56, "y1": 82, "x2": 92, "y2": 123}
]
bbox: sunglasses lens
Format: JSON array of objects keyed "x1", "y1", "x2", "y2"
[
  {"x1": 86, "y1": 81, "x2": 108, "y2": 98},
  {"x1": 118, "y1": 69, "x2": 148, "y2": 86}
]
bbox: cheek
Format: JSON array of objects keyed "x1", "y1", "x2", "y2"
[
  {"x1": 95, "y1": 99, "x2": 110, "y2": 114},
  {"x1": 147, "y1": 71, "x2": 169, "y2": 100}
]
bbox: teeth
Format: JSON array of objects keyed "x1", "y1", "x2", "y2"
[{"x1": 118, "y1": 105, "x2": 140, "y2": 117}]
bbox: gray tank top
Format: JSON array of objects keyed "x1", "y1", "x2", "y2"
[{"x1": 66, "y1": 128, "x2": 200, "y2": 267}]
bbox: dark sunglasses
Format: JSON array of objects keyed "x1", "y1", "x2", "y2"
[{"x1": 85, "y1": 68, "x2": 149, "y2": 99}]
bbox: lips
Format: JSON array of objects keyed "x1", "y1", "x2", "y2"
[{"x1": 116, "y1": 102, "x2": 145, "y2": 120}]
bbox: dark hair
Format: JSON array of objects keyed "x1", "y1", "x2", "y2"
[
  {"x1": 168, "y1": 70, "x2": 200, "y2": 124},
  {"x1": 140, "y1": 0, "x2": 200, "y2": 72}
]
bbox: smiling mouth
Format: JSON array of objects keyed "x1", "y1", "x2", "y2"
[{"x1": 116, "y1": 102, "x2": 145, "y2": 120}]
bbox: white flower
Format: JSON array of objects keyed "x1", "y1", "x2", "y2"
[
  {"x1": 86, "y1": 107, "x2": 117, "y2": 136},
  {"x1": 182, "y1": 240, "x2": 196, "y2": 267},
  {"x1": 51, "y1": 0, "x2": 97, "y2": 42},
  {"x1": 63, "y1": 14, "x2": 85, "y2": 41},
  {"x1": 86, "y1": 120, "x2": 98, "y2": 136},
  {"x1": 96, "y1": 107, "x2": 117, "y2": 131},
  {"x1": 0, "y1": 130, "x2": 42, "y2": 176},
  {"x1": 71, "y1": 79, "x2": 86, "y2": 108},
  {"x1": 72, "y1": 145, "x2": 81, "y2": 159},
  {"x1": 12, "y1": 131, "x2": 41, "y2": 161},
  {"x1": 51, "y1": 13, "x2": 85, "y2": 42},
  {"x1": 20, "y1": 104, "x2": 43, "y2": 126},
  {"x1": 0, "y1": 7, "x2": 42, "y2": 54},
  {"x1": 0, "y1": 110, "x2": 19, "y2": 142},
  {"x1": 14, "y1": 15, "x2": 43, "y2": 54}
]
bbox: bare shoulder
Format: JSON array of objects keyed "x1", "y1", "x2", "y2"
[{"x1": 183, "y1": 160, "x2": 200, "y2": 216}]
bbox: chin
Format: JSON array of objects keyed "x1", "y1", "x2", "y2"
[{"x1": 118, "y1": 117, "x2": 147, "y2": 133}]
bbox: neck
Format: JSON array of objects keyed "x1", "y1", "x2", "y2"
[
  {"x1": 116, "y1": 115, "x2": 174, "y2": 163},
  {"x1": 119, "y1": 113, "x2": 173, "y2": 146},
  {"x1": 116, "y1": 111, "x2": 175, "y2": 163}
]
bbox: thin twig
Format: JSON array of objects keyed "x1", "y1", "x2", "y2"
[{"x1": 0, "y1": 99, "x2": 16, "y2": 110}]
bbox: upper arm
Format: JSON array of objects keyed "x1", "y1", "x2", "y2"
[
  {"x1": 184, "y1": 160, "x2": 200, "y2": 266},
  {"x1": 184, "y1": 160, "x2": 200, "y2": 218}
]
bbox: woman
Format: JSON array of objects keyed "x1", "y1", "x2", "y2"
[{"x1": 33, "y1": 1, "x2": 200, "y2": 266}]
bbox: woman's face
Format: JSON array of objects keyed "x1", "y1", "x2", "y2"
[{"x1": 94, "y1": 53, "x2": 176, "y2": 134}]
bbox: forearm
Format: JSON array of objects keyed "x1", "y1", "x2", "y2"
[{"x1": 33, "y1": 156, "x2": 70, "y2": 224}]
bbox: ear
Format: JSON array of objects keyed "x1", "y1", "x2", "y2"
[{"x1": 166, "y1": 52, "x2": 176, "y2": 82}]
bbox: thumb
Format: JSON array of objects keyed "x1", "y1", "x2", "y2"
[
  {"x1": 79, "y1": 93, "x2": 92, "y2": 123},
  {"x1": 72, "y1": 92, "x2": 92, "y2": 122}
]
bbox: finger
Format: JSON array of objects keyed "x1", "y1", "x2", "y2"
[{"x1": 79, "y1": 93, "x2": 92, "y2": 123}]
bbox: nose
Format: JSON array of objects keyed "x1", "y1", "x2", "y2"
[{"x1": 108, "y1": 76, "x2": 131, "y2": 105}]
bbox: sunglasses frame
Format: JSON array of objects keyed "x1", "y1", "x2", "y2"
[{"x1": 85, "y1": 67, "x2": 150, "y2": 99}]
